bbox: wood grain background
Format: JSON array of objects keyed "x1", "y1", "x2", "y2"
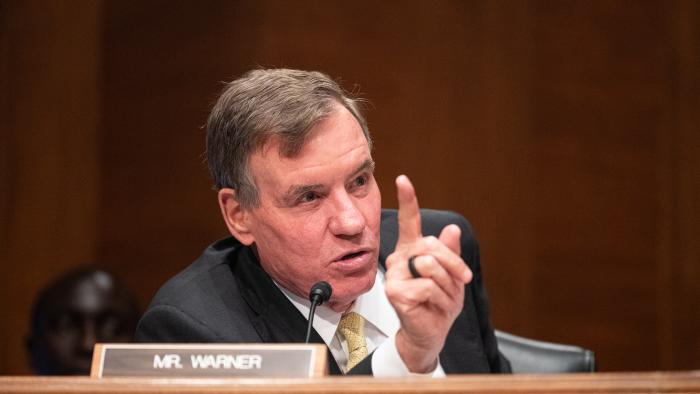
[{"x1": 1, "y1": 0, "x2": 698, "y2": 374}]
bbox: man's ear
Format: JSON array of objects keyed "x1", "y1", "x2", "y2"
[{"x1": 218, "y1": 188, "x2": 255, "y2": 245}]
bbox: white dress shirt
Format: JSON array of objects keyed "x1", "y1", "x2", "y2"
[{"x1": 277, "y1": 269, "x2": 445, "y2": 377}]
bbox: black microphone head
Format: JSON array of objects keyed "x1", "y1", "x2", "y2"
[{"x1": 308, "y1": 281, "x2": 332, "y2": 305}]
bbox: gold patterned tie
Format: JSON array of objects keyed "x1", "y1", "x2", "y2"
[{"x1": 337, "y1": 312, "x2": 368, "y2": 371}]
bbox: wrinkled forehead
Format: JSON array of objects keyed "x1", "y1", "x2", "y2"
[{"x1": 252, "y1": 114, "x2": 370, "y2": 198}]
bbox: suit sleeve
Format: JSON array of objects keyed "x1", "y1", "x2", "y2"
[
  {"x1": 135, "y1": 304, "x2": 223, "y2": 343},
  {"x1": 454, "y1": 213, "x2": 512, "y2": 373}
]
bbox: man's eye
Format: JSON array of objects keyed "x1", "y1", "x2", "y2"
[
  {"x1": 354, "y1": 175, "x2": 367, "y2": 187},
  {"x1": 300, "y1": 192, "x2": 318, "y2": 203}
]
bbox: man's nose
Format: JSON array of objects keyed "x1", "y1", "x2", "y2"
[{"x1": 328, "y1": 192, "x2": 366, "y2": 237}]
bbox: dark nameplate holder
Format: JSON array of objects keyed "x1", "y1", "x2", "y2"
[{"x1": 91, "y1": 343, "x2": 328, "y2": 378}]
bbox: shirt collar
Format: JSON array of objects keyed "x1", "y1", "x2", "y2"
[{"x1": 353, "y1": 268, "x2": 399, "y2": 337}]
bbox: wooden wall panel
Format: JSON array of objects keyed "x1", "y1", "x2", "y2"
[
  {"x1": 657, "y1": 0, "x2": 700, "y2": 370},
  {"x1": 96, "y1": 0, "x2": 241, "y2": 304},
  {"x1": 0, "y1": 0, "x2": 103, "y2": 374},
  {"x1": 1, "y1": 0, "x2": 698, "y2": 374},
  {"x1": 527, "y1": 1, "x2": 671, "y2": 370}
]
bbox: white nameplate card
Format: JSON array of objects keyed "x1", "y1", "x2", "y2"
[{"x1": 91, "y1": 343, "x2": 327, "y2": 378}]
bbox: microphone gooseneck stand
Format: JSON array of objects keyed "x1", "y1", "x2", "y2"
[{"x1": 305, "y1": 281, "x2": 332, "y2": 343}]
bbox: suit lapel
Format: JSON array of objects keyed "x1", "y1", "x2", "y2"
[
  {"x1": 379, "y1": 210, "x2": 400, "y2": 271},
  {"x1": 230, "y1": 246, "x2": 342, "y2": 375},
  {"x1": 440, "y1": 307, "x2": 491, "y2": 373}
]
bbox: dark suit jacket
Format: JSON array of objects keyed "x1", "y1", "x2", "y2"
[{"x1": 135, "y1": 209, "x2": 510, "y2": 374}]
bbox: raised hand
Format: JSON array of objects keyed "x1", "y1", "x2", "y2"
[{"x1": 384, "y1": 175, "x2": 472, "y2": 373}]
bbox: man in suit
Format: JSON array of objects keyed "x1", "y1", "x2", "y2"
[{"x1": 136, "y1": 69, "x2": 509, "y2": 376}]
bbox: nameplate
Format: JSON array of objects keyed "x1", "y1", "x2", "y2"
[{"x1": 91, "y1": 343, "x2": 327, "y2": 378}]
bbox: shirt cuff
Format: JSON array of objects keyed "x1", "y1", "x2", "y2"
[{"x1": 371, "y1": 332, "x2": 446, "y2": 377}]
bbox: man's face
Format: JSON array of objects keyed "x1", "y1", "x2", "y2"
[
  {"x1": 245, "y1": 104, "x2": 381, "y2": 312},
  {"x1": 31, "y1": 273, "x2": 137, "y2": 375}
]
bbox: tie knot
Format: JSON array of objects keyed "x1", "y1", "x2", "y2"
[{"x1": 338, "y1": 312, "x2": 364, "y2": 336}]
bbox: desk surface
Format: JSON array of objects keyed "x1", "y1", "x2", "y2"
[{"x1": 1, "y1": 371, "x2": 699, "y2": 393}]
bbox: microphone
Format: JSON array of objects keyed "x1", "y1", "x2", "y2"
[{"x1": 305, "y1": 281, "x2": 332, "y2": 343}]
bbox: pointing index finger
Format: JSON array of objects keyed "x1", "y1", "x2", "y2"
[{"x1": 396, "y1": 175, "x2": 422, "y2": 246}]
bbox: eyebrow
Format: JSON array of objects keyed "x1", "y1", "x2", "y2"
[
  {"x1": 282, "y1": 183, "x2": 323, "y2": 205},
  {"x1": 281, "y1": 158, "x2": 376, "y2": 205},
  {"x1": 348, "y1": 158, "x2": 376, "y2": 181}
]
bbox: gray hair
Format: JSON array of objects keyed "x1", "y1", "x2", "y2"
[{"x1": 206, "y1": 69, "x2": 371, "y2": 208}]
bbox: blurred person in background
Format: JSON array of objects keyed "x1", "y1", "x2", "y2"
[{"x1": 26, "y1": 266, "x2": 139, "y2": 375}]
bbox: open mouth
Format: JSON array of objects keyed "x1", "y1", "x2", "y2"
[
  {"x1": 340, "y1": 251, "x2": 365, "y2": 260},
  {"x1": 332, "y1": 250, "x2": 373, "y2": 272}
]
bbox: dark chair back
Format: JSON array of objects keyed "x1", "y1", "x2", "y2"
[{"x1": 495, "y1": 330, "x2": 595, "y2": 373}]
